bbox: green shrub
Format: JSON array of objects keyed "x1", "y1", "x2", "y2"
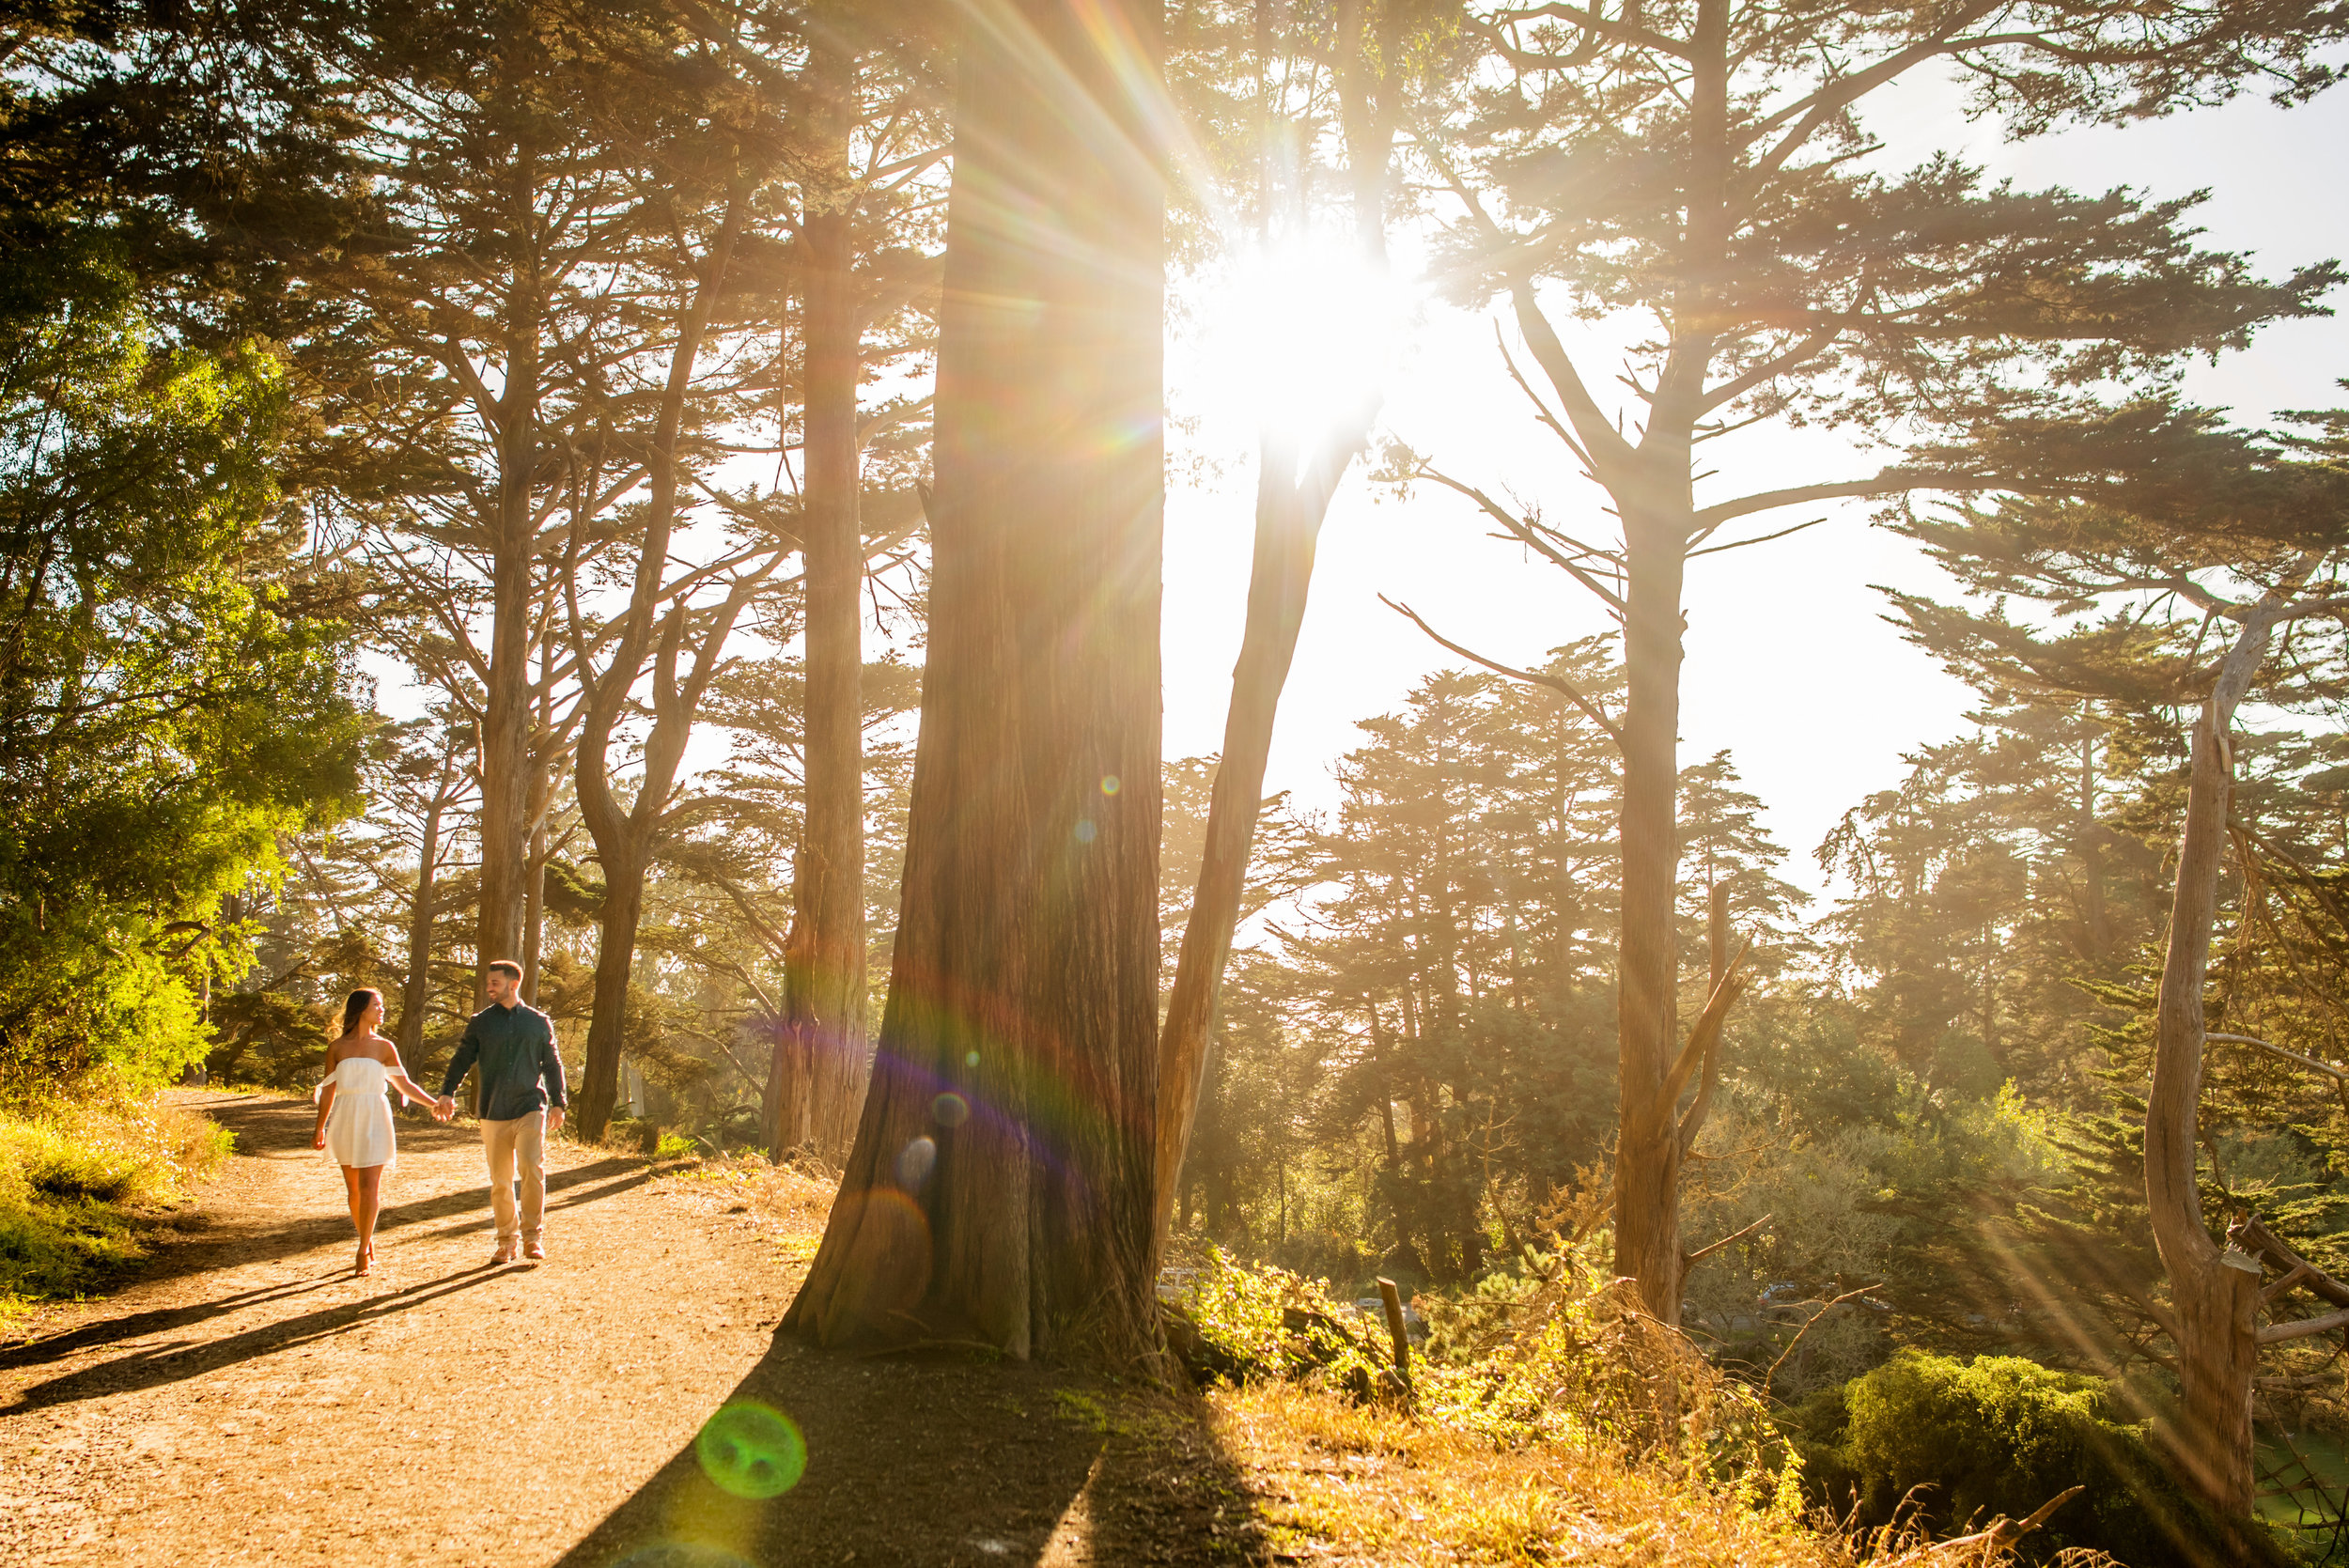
[
  {"x1": 0, "y1": 1087, "x2": 231, "y2": 1322},
  {"x1": 1790, "y1": 1351, "x2": 2292, "y2": 1566},
  {"x1": 1175, "y1": 1246, "x2": 1386, "y2": 1389}
]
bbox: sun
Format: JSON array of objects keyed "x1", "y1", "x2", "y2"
[{"x1": 1189, "y1": 237, "x2": 1413, "y2": 459}]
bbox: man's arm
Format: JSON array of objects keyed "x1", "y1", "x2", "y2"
[
  {"x1": 538, "y1": 1015, "x2": 568, "y2": 1110},
  {"x1": 439, "y1": 1029, "x2": 480, "y2": 1101}
]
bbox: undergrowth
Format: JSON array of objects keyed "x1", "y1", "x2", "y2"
[
  {"x1": 1177, "y1": 1248, "x2": 2101, "y2": 1567},
  {"x1": 0, "y1": 1078, "x2": 231, "y2": 1326}
]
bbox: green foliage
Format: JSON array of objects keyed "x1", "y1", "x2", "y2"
[
  {"x1": 0, "y1": 217, "x2": 365, "y2": 1097},
  {"x1": 1175, "y1": 1246, "x2": 1387, "y2": 1391},
  {"x1": 1790, "y1": 1351, "x2": 2279, "y2": 1566},
  {"x1": 203, "y1": 990, "x2": 334, "y2": 1091},
  {"x1": 1182, "y1": 653, "x2": 1806, "y2": 1284}
]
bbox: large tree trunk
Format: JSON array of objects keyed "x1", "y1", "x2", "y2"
[
  {"x1": 784, "y1": 0, "x2": 1165, "y2": 1361},
  {"x1": 771, "y1": 15, "x2": 869, "y2": 1164},
  {"x1": 474, "y1": 140, "x2": 545, "y2": 994},
  {"x1": 2146, "y1": 596, "x2": 2293, "y2": 1524},
  {"x1": 570, "y1": 196, "x2": 752, "y2": 1141},
  {"x1": 578, "y1": 842, "x2": 648, "y2": 1131},
  {"x1": 1610, "y1": 505, "x2": 1689, "y2": 1323},
  {"x1": 1606, "y1": 0, "x2": 1724, "y2": 1327}
]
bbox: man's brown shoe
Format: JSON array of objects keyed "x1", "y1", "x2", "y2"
[
  {"x1": 523, "y1": 1240, "x2": 545, "y2": 1261},
  {"x1": 492, "y1": 1241, "x2": 517, "y2": 1265}
]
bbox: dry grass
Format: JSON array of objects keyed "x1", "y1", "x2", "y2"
[
  {"x1": 669, "y1": 1152, "x2": 840, "y2": 1265},
  {"x1": 1212, "y1": 1381, "x2": 1828, "y2": 1567},
  {"x1": 1208, "y1": 1382, "x2": 2116, "y2": 1567}
]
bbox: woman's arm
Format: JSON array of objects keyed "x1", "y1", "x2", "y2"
[
  {"x1": 382, "y1": 1048, "x2": 443, "y2": 1114},
  {"x1": 312, "y1": 1082, "x2": 336, "y2": 1149},
  {"x1": 388, "y1": 1071, "x2": 439, "y2": 1110}
]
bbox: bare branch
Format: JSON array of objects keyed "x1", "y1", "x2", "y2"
[
  {"x1": 1379, "y1": 595, "x2": 1624, "y2": 748},
  {"x1": 1685, "y1": 1212, "x2": 1771, "y2": 1266},
  {"x1": 1418, "y1": 467, "x2": 1626, "y2": 614},
  {"x1": 1688, "y1": 518, "x2": 1826, "y2": 559}
]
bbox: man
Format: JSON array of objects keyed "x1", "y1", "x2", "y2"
[{"x1": 438, "y1": 960, "x2": 568, "y2": 1264}]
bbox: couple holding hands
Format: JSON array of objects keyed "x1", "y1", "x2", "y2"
[{"x1": 310, "y1": 959, "x2": 569, "y2": 1276}]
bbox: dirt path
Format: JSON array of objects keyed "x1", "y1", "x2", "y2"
[{"x1": 0, "y1": 1093, "x2": 1268, "y2": 1568}]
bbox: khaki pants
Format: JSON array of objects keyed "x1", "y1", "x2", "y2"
[{"x1": 480, "y1": 1111, "x2": 546, "y2": 1245}]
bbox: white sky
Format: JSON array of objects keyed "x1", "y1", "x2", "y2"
[{"x1": 1162, "y1": 73, "x2": 2349, "y2": 895}]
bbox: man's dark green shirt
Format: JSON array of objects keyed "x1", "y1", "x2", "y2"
[{"x1": 440, "y1": 1001, "x2": 568, "y2": 1122}]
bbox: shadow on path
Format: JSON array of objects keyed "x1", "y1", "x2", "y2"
[
  {"x1": 69, "y1": 1095, "x2": 652, "y2": 1300},
  {"x1": 556, "y1": 1333, "x2": 1270, "y2": 1568},
  {"x1": 4, "y1": 1263, "x2": 508, "y2": 1412}
]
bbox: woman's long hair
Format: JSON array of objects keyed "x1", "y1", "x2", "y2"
[{"x1": 341, "y1": 988, "x2": 382, "y2": 1035}]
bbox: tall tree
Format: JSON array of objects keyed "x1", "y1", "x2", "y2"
[
  {"x1": 1886, "y1": 406, "x2": 2349, "y2": 1528},
  {"x1": 1156, "y1": 0, "x2": 1475, "y2": 1266},
  {"x1": 785, "y1": 0, "x2": 1167, "y2": 1358},
  {"x1": 1402, "y1": 0, "x2": 2345, "y2": 1326},
  {"x1": 392, "y1": 727, "x2": 474, "y2": 1060}
]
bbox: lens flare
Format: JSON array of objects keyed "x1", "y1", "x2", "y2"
[
  {"x1": 1192, "y1": 239, "x2": 1410, "y2": 458},
  {"x1": 1099, "y1": 774, "x2": 1121, "y2": 795},
  {"x1": 897, "y1": 1134, "x2": 938, "y2": 1188},
  {"x1": 1075, "y1": 818, "x2": 1097, "y2": 844},
  {"x1": 693, "y1": 1402, "x2": 807, "y2": 1500},
  {"x1": 932, "y1": 1092, "x2": 971, "y2": 1127}
]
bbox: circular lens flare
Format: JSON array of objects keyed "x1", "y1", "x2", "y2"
[
  {"x1": 693, "y1": 1402, "x2": 807, "y2": 1500},
  {"x1": 896, "y1": 1135, "x2": 937, "y2": 1189}
]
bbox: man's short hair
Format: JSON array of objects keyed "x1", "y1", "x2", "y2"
[{"x1": 486, "y1": 959, "x2": 524, "y2": 982}]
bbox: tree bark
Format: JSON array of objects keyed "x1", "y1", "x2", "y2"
[
  {"x1": 522, "y1": 784, "x2": 550, "y2": 1001},
  {"x1": 1151, "y1": 4, "x2": 1390, "y2": 1265},
  {"x1": 772, "y1": 13, "x2": 869, "y2": 1164},
  {"x1": 784, "y1": 0, "x2": 1165, "y2": 1361},
  {"x1": 2146, "y1": 592, "x2": 2295, "y2": 1524},
  {"x1": 397, "y1": 754, "x2": 459, "y2": 1060},
  {"x1": 1151, "y1": 424, "x2": 1361, "y2": 1263},
  {"x1": 571, "y1": 194, "x2": 754, "y2": 1140},
  {"x1": 1605, "y1": 0, "x2": 1724, "y2": 1327},
  {"x1": 1610, "y1": 504, "x2": 1690, "y2": 1323},
  {"x1": 474, "y1": 139, "x2": 544, "y2": 995}
]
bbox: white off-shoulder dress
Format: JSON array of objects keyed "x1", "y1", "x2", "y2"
[{"x1": 319, "y1": 1056, "x2": 397, "y2": 1170}]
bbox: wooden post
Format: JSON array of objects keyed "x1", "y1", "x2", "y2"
[{"x1": 1377, "y1": 1277, "x2": 1412, "y2": 1393}]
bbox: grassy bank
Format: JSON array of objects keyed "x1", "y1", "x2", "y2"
[{"x1": 0, "y1": 1084, "x2": 232, "y2": 1327}]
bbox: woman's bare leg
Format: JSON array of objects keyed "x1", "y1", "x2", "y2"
[
  {"x1": 355, "y1": 1165, "x2": 385, "y2": 1267},
  {"x1": 340, "y1": 1166, "x2": 368, "y2": 1273}
]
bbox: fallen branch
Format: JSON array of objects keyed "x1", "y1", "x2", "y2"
[
  {"x1": 2233, "y1": 1215, "x2": 2349, "y2": 1310},
  {"x1": 1934, "y1": 1485, "x2": 2086, "y2": 1556}
]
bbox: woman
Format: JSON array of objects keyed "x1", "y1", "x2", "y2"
[{"x1": 311, "y1": 988, "x2": 446, "y2": 1275}]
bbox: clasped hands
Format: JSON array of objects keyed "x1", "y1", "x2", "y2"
[{"x1": 429, "y1": 1094, "x2": 458, "y2": 1123}]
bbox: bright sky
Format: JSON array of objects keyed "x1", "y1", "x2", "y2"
[{"x1": 1161, "y1": 72, "x2": 2349, "y2": 897}]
